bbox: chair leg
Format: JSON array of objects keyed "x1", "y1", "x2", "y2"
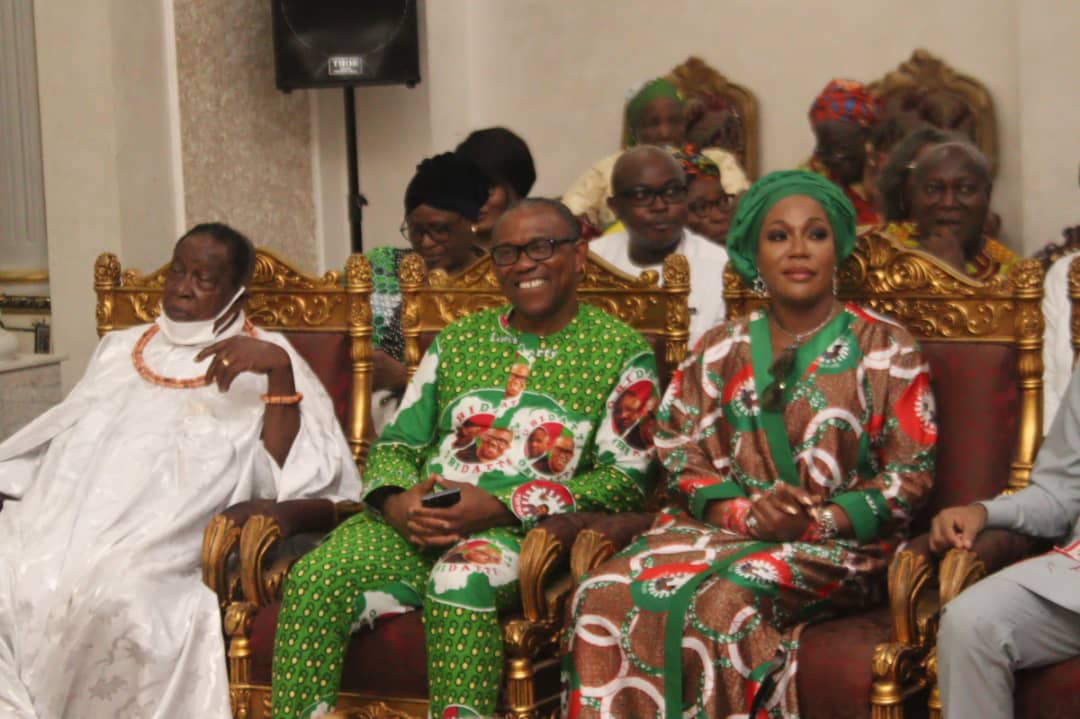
[
  {"x1": 925, "y1": 647, "x2": 942, "y2": 719},
  {"x1": 503, "y1": 655, "x2": 537, "y2": 719},
  {"x1": 870, "y1": 642, "x2": 925, "y2": 719},
  {"x1": 225, "y1": 601, "x2": 258, "y2": 719}
]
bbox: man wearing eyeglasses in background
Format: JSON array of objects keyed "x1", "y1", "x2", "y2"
[{"x1": 589, "y1": 145, "x2": 730, "y2": 345}]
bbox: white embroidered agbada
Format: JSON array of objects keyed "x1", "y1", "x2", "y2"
[{"x1": 0, "y1": 314, "x2": 362, "y2": 719}]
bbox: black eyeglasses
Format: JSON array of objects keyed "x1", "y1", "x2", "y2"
[
  {"x1": 400, "y1": 220, "x2": 454, "y2": 244},
  {"x1": 490, "y1": 237, "x2": 577, "y2": 267},
  {"x1": 614, "y1": 183, "x2": 688, "y2": 207},
  {"x1": 760, "y1": 346, "x2": 798, "y2": 413},
  {"x1": 688, "y1": 195, "x2": 735, "y2": 217}
]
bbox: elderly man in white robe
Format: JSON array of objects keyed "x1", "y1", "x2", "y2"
[{"x1": 0, "y1": 223, "x2": 361, "y2": 719}]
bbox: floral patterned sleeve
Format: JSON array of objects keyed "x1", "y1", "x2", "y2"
[
  {"x1": 830, "y1": 332, "x2": 937, "y2": 543},
  {"x1": 654, "y1": 328, "x2": 746, "y2": 521}
]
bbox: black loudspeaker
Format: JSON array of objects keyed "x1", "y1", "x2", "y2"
[{"x1": 271, "y1": 0, "x2": 421, "y2": 90}]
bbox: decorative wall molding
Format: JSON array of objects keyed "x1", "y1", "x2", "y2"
[{"x1": 0, "y1": 2, "x2": 48, "y2": 285}]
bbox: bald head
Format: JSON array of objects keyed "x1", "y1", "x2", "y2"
[
  {"x1": 611, "y1": 146, "x2": 685, "y2": 194},
  {"x1": 607, "y1": 146, "x2": 689, "y2": 256}
]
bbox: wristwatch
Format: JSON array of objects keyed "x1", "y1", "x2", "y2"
[{"x1": 819, "y1": 506, "x2": 839, "y2": 539}]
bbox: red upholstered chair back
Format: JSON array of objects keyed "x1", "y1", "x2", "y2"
[
  {"x1": 94, "y1": 249, "x2": 374, "y2": 466},
  {"x1": 915, "y1": 342, "x2": 1020, "y2": 532},
  {"x1": 398, "y1": 250, "x2": 691, "y2": 387},
  {"x1": 277, "y1": 331, "x2": 352, "y2": 430},
  {"x1": 725, "y1": 232, "x2": 1045, "y2": 531}
]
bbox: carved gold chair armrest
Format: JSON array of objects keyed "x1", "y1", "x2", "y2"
[
  {"x1": 202, "y1": 498, "x2": 283, "y2": 610},
  {"x1": 870, "y1": 538, "x2": 941, "y2": 719},
  {"x1": 238, "y1": 499, "x2": 365, "y2": 607},
  {"x1": 567, "y1": 513, "x2": 655, "y2": 585},
  {"x1": 921, "y1": 529, "x2": 1042, "y2": 718},
  {"x1": 502, "y1": 519, "x2": 590, "y2": 715}
]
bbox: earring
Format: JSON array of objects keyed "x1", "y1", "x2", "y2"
[
  {"x1": 833, "y1": 271, "x2": 839, "y2": 296},
  {"x1": 470, "y1": 224, "x2": 478, "y2": 235},
  {"x1": 752, "y1": 275, "x2": 768, "y2": 297}
]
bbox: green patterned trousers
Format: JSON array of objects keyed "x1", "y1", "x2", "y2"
[{"x1": 271, "y1": 511, "x2": 522, "y2": 719}]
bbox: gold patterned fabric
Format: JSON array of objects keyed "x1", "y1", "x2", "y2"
[{"x1": 875, "y1": 220, "x2": 1017, "y2": 281}]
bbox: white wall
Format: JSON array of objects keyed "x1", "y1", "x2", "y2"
[
  {"x1": 1016, "y1": 0, "x2": 1080, "y2": 251},
  {"x1": 335, "y1": 0, "x2": 1077, "y2": 256},
  {"x1": 34, "y1": 0, "x2": 179, "y2": 390},
  {"x1": 30, "y1": 0, "x2": 1080, "y2": 388}
]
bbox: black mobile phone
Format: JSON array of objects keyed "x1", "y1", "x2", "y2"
[{"x1": 421, "y1": 487, "x2": 461, "y2": 509}]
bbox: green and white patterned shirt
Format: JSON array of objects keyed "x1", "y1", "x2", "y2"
[{"x1": 365, "y1": 304, "x2": 660, "y2": 529}]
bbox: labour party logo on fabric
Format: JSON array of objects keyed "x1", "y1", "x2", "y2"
[
  {"x1": 721, "y1": 364, "x2": 759, "y2": 431},
  {"x1": 511, "y1": 479, "x2": 575, "y2": 519},
  {"x1": 727, "y1": 549, "x2": 795, "y2": 596},
  {"x1": 429, "y1": 539, "x2": 518, "y2": 610},
  {"x1": 896, "y1": 371, "x2": 937, "y2": 445},
  {"x1": 595, "y1": 368, "x2": 657, "y2": 459},
  {"x1": 629, "y1": 561, "x2": 710, "y2": 612},
  {"x1": 810, "y1": 334, "x2": 861, "y2": 374}
]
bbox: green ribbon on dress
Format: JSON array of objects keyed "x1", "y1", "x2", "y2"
[
  {"x1": 663, "y1": 541, "x2": 766, "y2": 718},
  {"x1": 748, "y1": 310, "x2": 852, "y2": 486},
  {"x1": 658, "y1": 308, "x2": 853, "y2": 717}
]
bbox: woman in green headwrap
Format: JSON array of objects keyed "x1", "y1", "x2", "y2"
[
  {"x1": 565, "y1": 170, "x2": 937, "y2": 719},
  {"x1": 562, "y1": 76, "x2": 750, "y2": 234}
]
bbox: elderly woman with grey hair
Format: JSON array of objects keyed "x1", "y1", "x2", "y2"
[{"x1": 873, "y1": 132, "x2": 1015, "y2": 280}]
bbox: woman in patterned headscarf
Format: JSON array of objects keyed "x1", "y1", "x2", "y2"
[
  {"x1": 565, "y1": 170, "x2": 936, "y2": 719},
  {"x1": 803, "y1": 79, "x2": 883, "y2": 226},
  {"x1": 671, "y1": 144, "x2": 740, "y2": 245},
  {"x1": 562, "y1": 76, "x2": 750, "y2": 234}
]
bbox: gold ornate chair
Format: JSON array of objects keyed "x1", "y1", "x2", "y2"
[
  {"x1": 400, "y1": 251, "x2": 690, "y2": 385},
  {"x1": 924, "y1": 254, "x2": 1080, "y2": 719},
  {"x1": 1031, "y1": 224, "x2": 1080, "y2": 271},
  {"x1": 220, "y1": 250, "x2": 690, "y2": 719},
  {"x1": 619, "y1": 56, "x2": 760, "y2": 179},
  {"x1": 562, "y1": 231, "x2": 1044, "y2": 718},
  {"x1": 868, "y1": 48, "x2": 998, "y2": 175},
  {"x1": 93, "y1": 248, "x2": 374, "y2": 615}
]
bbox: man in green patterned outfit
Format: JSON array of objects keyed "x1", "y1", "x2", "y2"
[{"x1": 271, "y1": 198, "x2": 660, "y2": 718}]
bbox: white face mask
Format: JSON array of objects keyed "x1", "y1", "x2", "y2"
[{"x1": 156, "y1": 286, "x2": 246, "y2": 346}]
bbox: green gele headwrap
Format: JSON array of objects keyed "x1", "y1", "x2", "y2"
[
  {"x1": 626, "y1": 78, "x2": 682, "y2": 145},
  {"x1": 725, "y1": 169, "x2": 856, "y2": 282}
]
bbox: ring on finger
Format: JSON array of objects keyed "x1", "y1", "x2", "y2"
[
  {"x1": 221, "y1": 357, "x2": 231, "y2": 368},
  {"x1": 746, "y1": 514, "x2": 759, "y2": 530}
]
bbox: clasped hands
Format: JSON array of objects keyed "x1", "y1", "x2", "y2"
[
  {"x1": 382, "y1": 476, "x2": 516, "y2": 548},
  {"x1": 710, "y1": 485, "x2": 823, "y2": 542}
]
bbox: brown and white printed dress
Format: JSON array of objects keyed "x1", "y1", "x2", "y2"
[{"x1": 565, "y1": 304, "x2": 937, "y2": 719}]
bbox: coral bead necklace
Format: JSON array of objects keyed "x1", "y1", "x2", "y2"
[{"x1": 131, "y1": 320, "x2": 255, "y2": 389}]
